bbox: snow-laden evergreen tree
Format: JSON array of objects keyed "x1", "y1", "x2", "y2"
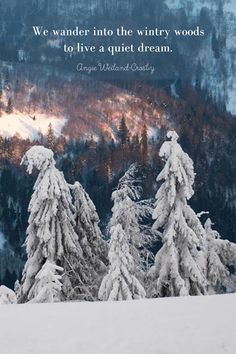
[
  {"x1": 0, "y1": 285, "x2": 17, "y2": 304},
  {"x1": 148, "y1": 131, "x2": 207, "y2": 297},
  {"x1": 28, "y1": 261, "x2": 63, "y2": 303},
  {"x1": 98, "y1": 224, "x2": 146, "y2": 301},
  {"x1": 18, "y1": 146, "x2": 83, "y2": 303},
  {"x1": 205, "y1": 218, "x2": 236, "y2": 294},
  {"x1": 69, "y1": 182, "x2": 107, "y2": 299},
  {"x1": 109, "y1": 163, "x2": 152, "y2": 278}
]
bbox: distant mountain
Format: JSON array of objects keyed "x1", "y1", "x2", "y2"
[
  {"x1": 165, "y1": 0, "x2": 236, "y2": 114},
  {"x1": 0, "y1": 0, "x2": 236, "y2": 113},
  {"x1": 0, "y1": 61, "x2": 168, "y2": 140}
]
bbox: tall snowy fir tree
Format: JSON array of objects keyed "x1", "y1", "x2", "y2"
[
  {"x1": 70, "y1": 181, "x2": 107, "y2": 300},
  {"x1": 98, "y1": 224, "x2": 146, "y2": 301},
  {"x1": 18, "y1": 146, "x2": 85, "y2": 303},
  {"x1": 148, "y1": 131, "x2": 208, "y2": 298},
  {"x1": 204, "y1": 218, "x2": 236, "y2": 294},
  {"x1": 109, "y1": 163, "x2": 152, "y2": 280}
]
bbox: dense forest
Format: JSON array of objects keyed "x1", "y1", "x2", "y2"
[{"x1": 1, "y1": 81, "x2": 236, "y2": 290}]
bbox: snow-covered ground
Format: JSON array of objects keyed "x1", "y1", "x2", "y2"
[
  {"x1": 0, "y1": 294, "x2": 235, "y2": 354},
  {"x1": 0, "y1": 112, "x2": 66, "y2": 140}
]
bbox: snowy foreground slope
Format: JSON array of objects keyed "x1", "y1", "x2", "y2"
[{"x1": 0, "y1": 294, "x2": 236, "y2": 354}]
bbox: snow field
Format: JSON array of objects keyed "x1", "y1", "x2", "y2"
[{"x1": 0, "y1": 294, "x2": 235, "y2": 354}]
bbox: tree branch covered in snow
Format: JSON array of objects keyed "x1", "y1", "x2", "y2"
[
  {"x1": 28, "y1": 260, "x2": 63, "y2": 303},
  {"x1": 0, "y1": 285, "x2": 17, "y2": 304},
  {"x1": 205, "y1": 218, "x2": 236, "y2": 294}
]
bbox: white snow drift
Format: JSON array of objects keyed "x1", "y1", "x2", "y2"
[{"x1": 0, "y1": 294, "x2": 235, "y2": 354}]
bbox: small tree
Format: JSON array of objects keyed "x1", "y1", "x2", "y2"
[
  {"x1": 28, "y1": 260, "x2": 63, "y2": 303},
  {"x1": 118, "y1": 116, "x2": 129, "y2": 146},
  {"x1": 205, "y1": 218, "x2": 236, "y2": 294},
  {"x1": 148, "y1": 131, "x2": 207, "y2": 297},
  {"x1": 140, "y1": 124, "x2": 148, "y2": 165},
  {"x1": 98, "y1": 224, "x2": 146, "y2": 301},
  {"x1": 6, "y1": 97, "x2": 13, "y2": 114},
  {"x1": 118, "y1": 116, "x2": 130, "y2": 169},
  {"x1": 0, "y1": 285, "x2": 17, "y2": 304},
  {"x1": 47, "y1": 123, "x2": 56, "y2": 151}
]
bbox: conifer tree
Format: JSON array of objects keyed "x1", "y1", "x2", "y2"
[
  {"x1": 118, "y1": 116, "x2": 129, "y2": 146},
  {"x1": 18, "y1": 146, "x2": 84, "y2": 303},
  {"x1": 98, "y1": 224, "x2": 146, "y2": 301},
  {"x1": 6, "y1": 97, "x2": 13, "y2": 114},
  {"x1": 131, "y1": 134, "x2": 141, "y2": 162},
  {"x1": 109, "y1": 164, "x2": 152, "y2": 278},
  {"x1": 47, "y1": 123, "x2": 56, "y2": 151},
  {"x1": 205, "y1": 218, "x2": 236, "y2": 294},
  {"x1": 28, "y1": 260, "x2": 63, "y2": 303},
  {"x1": 141, "y1": 124, "x2": 148, "y2": 165},
  {"x1": 70, "y1": 181, "x2": 107, "y2": 299},
  {"x1": 117, "y1": 116, "x2": 130, "y2": 170},
  {"x1": 148, "y1": 131, "x2": 207, "y2": 297}
]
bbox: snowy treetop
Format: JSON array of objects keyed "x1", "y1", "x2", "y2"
[
  {"x1": 21, "y1": 146, "x2": 55, "y2": 174},
  {"x1": 158, "y1": 130, "x2": 195, "y2": 201},
  {"x1": 112, "y1": 163, "x2": 142, "y2": 202},
  {"x1": 167, "y1": 130, "x2": 179, "y2": 141}
]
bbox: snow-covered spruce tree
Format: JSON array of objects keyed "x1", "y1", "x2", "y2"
[
  {"x1": 109, "y1": 164, "x2": 152, "y2": 278},
  {"x1": 98, "y1": 224, "x2": 146, "y2": 301},
  {"x1": 18, "y1": 146, "x2": 84, "y2": 303},
  {"x1": 148, "y1": 131, "x2": 207, "y2": 297},
  {"x1": 205, "y1": 218, "x2": 236, "y2": 294},
  {"x1": 28, "y1": 261, "x2": 63, "y2": 303},
  {"x1": 69, "y1": 182, "x2": 107, "y2": 299},
  {"x1": 0, "y1": 285, "x2": 17, "y2": 304}
]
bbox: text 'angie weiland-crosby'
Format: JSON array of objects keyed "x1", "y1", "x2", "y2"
[{"x1": 76, "y1": 62, "x2": 156, "y2": 75}]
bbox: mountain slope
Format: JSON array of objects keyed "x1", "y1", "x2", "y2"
[
  {"x1": 0, "y1": 111, "x2": 66, "y2": 140},
  {"x1": 0, "y1": 62, "x2": 167, "y2": 140},
  {"x1": 0, "y1": 0, "x2": 236, "y2": 114}
]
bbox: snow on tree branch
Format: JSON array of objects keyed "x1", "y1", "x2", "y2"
[
  {"x1": 0, "y1": 285, "x2": 17, "y2": 304},
  {"x1": 21, "y1": 145, "x2": 55, "y2": 174},
  {"x1": 98, "y1": 224, "x2": 145, "y2": 301}
]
